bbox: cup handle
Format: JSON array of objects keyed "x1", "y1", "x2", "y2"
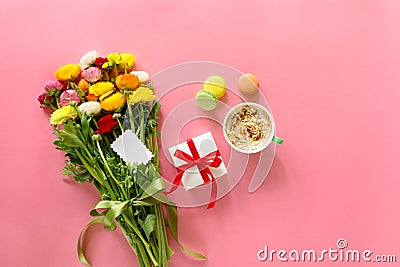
[{"x1": 272, "y1": 136, "x2": 283, "y2": 144}]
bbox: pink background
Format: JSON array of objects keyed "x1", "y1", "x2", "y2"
[{"x1": 1, "y1": 0, "x2": 399, "y2": 266}]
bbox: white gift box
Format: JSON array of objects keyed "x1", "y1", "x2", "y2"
[{"x1": 168, "y1": 131, "x2": 227, "y2": 191}]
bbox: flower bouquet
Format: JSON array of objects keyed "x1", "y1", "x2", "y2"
[{"x1": 38, "y1": 51, "x2": 205, "y2": 266}]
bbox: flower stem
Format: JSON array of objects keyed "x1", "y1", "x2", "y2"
[
  {"x1": 49, "y1": 103, "x2": 57, "y2": 111},
  {"x1": 139, "y1": 104, "x2": 145, "y2": 143},
  {"x1": 155, "y1": 205, "x2": 167, "y2": 266},
  {"x1": 74, "y1": 148, "x2": 104, "y2": 186},
  {"x1": 122, "y1": 212, "x2": 159, "y2": 266},
  {"x1": 128, "y1": 104, "x2": 136, "y2": 134},
  {"x1": 96, "y1": 140, "x2": 126, "y2": 199},
  {"x1": 55, "y1": 92, "x2": 61, "y2": 108}
]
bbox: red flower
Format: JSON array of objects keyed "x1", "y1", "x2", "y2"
[
  {"x1": 95, "y1": 57, "x2": 108, "y2": 68},
  {"x1": 37, "y1": 92, "x2": 52, "y2": 108},
  {"x1": 94, "y1": 114, "x2": 118, "y2": 134}
]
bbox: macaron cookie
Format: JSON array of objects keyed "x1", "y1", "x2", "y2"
[
  {"x1": 196, "y1": 89, "x2": 218, "y2": 110},
  {"x1": 238, "y1": 73, "x2": 259, "y2": 95},
  {"x1": 203, "y1": 75, "x2": 226, "y2": 98}
]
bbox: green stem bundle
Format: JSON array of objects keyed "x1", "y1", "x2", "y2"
[{"x1": 56, "y1": 101, "x2": 171, "y2": 267}]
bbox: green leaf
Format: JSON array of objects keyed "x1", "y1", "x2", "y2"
[
  {"x1": 142, "y1": 214, "x2": 156, "y2": 240},
  {"x1": 58, "y1": 130, "x2": 84, "y2": 148},
  {"x1": 139, "y1": 178, "x2": 166, "y2": 200},
  {"x1": 150, "y1": 101, "x2": 161, "y2": 117},
  {"x1": 53, "y1": 139, "x2": 63, "y2": 148},
  {"x1": 53, "y1": 139, "x2": 72, "y2": 152},
  {"x1": 81, "y1": 113, "x2": 90, "y2": 141},
  {"x1": 63, "y1": 120, "x2": 77, "y2": 135}
]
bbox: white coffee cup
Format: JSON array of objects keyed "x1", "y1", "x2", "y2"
[{"x1": 223, "y1": 102, "x2": 283, "y2": 154}]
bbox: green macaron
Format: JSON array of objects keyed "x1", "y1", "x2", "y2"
[{"x1": 196, "y1": 89, "x2": 218, "y2": 110}]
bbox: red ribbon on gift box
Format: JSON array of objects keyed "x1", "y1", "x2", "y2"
[{"x1": 165, "y1": 138, "x2": 222, "y2": 209}]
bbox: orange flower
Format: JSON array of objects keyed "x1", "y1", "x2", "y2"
[
  {"x1": 116, "y1": 74, "x2": 139, "y2": 90},
  {"x1": 78, "y1": 79, "x2": 90, "y2": 93},
  {"x1": 87, "y1": 93, "x2": 98, "y2": 101}
]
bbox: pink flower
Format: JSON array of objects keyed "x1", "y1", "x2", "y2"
[
  {"x1": 44, "y1": 80, "x2": 66, "y2": 92},
  {"x1": 82, "y1": 67, "x2": 102, "y2": 83},
  {"x1": 59, "y1": 89, "x2": 81, "y2": 106}
]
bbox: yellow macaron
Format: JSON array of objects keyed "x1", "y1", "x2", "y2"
[{"x1": 203, "y1": 76, "x2": 226, "y2": 98}]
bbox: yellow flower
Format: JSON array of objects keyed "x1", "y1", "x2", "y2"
[
  {"x1": 102, "y1": 53, "x2": 136, "y2": 69},
  {"x1": 100, "y1": 91, "x2": 126, "y2": 111},
  {"x1": 107, "y1": 53, "x2": 122, "y2": 63},
  {"x1": 54, "y1": 64, "x2": 81, "y2": 81},
  {"x1": 102, "y1": 53, "x2": 121, "y2": 69},
  {"x1": 116, "y1": 74, "x2": 139, "y2": 90},
  {"x1": 50, "y1": 106, "x2": 77, "y2": 126},
  {"x1": 129, "y1": 87, "x2": 156, "y2": 104},
  {"x1": 99, "y1": 90, "x2": 114, "y2": 101},
  {"x1": 120, "y1": 53, "x2": 135, "y2": 68},
  {"x1": 89, "y1": 82, "x2": 114, "y2": 96}
]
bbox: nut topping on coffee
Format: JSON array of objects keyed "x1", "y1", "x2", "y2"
[{"x1": 225, "y1": 104, "x2": 272, "y2": 151}]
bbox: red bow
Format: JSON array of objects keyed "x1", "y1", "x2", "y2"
[{"x1": 165, "y1": 138, "x2": 222, "y2": 209}]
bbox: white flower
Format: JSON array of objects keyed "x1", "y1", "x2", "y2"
[
  {"x1": 129, "y1": 70, "x2": 150, "y2": 83},
  {"x1": 78, "y1": 101, "x2": 102, "y2": 116},
  {"x1": 112, "y1": 113, "x2": 121, "y2": 119},
  {"x1": 79, "y1": 50, "x2": 98, "y2": 70}
]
